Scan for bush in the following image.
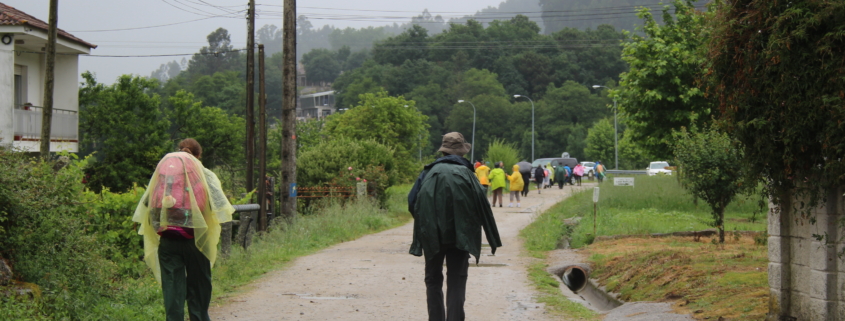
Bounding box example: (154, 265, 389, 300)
(484, 138, 521, 172)
(297, 137, 398, 205)
(0, 151, 121, 318)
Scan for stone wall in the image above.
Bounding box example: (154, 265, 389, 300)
(768, 187, 845, 320)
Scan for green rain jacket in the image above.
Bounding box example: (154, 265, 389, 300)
(407, 155, 502, 263)
(554, 165, 567, 182)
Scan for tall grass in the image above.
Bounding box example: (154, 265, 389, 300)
(522, 175, 765, 255)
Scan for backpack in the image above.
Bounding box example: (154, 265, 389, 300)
(151, 153, 207, 231)
(534, 167, 545, 182)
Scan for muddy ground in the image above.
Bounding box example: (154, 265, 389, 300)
(210, 183, 588, 320)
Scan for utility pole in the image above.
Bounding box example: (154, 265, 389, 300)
(245, 0, 256, 194)
(40, 0, 58, 159)
(281, 0, 297, 221)
(258, 44, 268, 231)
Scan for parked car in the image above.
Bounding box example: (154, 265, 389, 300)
(580, 161, 596, 179)
(530, 158, 557, 180)
(647, 161, 673, 176)
(550, 158, 579, 169)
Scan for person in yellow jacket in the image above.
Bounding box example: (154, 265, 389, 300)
(488, 162, 506, 207)
(507, 164, 524, 207)
(475, 160, 491, 194)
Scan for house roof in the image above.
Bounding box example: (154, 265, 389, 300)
(0, 2, 97, 49)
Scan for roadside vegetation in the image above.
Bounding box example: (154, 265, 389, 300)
(0, 148, 411, 320)
(520, 175, 767, 318)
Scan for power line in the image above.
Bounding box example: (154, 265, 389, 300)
(13, 49, 247, 58)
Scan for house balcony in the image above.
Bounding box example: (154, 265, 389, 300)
(12, 105, 79, 153)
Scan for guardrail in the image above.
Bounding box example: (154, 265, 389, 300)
(220, 204, 272, 256)
(606, 170, 648, 175)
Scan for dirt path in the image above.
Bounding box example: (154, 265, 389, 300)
(210, 183, 593, 320)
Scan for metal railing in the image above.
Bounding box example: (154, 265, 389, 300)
(13, 105, 78, 141)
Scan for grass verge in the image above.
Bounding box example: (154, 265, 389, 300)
(586, 236, 768, 320)
(520, 175, 767, 319)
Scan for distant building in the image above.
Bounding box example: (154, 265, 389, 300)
(0, 2, 97, 153)
(297, 90, 336, 120)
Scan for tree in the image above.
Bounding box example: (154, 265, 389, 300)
(585, 118, 614, 164)
(79, 72, 170, 192)
(166, 90, 245, 169)
(706, 0, 845, 211)
(301, 48, 342, 84)
(672, 126, 745, 243)
(615, 0, 713, 160)
(372, 24, 429, 66)
(536, 81, 611, 159)
(324, 91, 429, 181)
(186, 28, 241, 77)
(189, 71, 246, 115)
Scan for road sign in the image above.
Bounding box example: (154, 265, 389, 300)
(614, 177, 635, 187)
(290, 183, 297, 197)
(593, 187, 600, 203)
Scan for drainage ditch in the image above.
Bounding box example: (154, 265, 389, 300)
(548, 263, 623, 312)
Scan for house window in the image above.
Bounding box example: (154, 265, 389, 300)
(14, 65, 26, 108)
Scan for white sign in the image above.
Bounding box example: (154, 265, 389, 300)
(592, 187, 600, 203)
(614, 177, 635, 187)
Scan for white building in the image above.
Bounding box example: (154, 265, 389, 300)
(297, 90, 336, 120)
(0, 3, 96, 153)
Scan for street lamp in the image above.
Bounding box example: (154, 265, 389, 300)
(513, 95, 535, 162)
(457, 100, 476, 162)
(592, 85, 618, 170)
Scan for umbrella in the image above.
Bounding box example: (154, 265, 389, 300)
(517, 161, 532, 173)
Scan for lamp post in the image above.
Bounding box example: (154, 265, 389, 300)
(513, 95, 535, 162)
(592, 85, 618, 170)
(457, 100, 477, 162)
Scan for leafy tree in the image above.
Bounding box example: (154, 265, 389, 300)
(536, 81, 611, 159)
(79, 72, 170, 192)
(186, 28, 241, 77)
(167, 90, 245, 168)
(673, 126, 746, 243)
(615, 0, 713, 160)
(372, 25, 429, 66)
(618, 127, 651, 170)
(445, 94, 519, 160)
(189, 71, 246, 115)
(585, 118, 615, 164)
(706, 0, 845, 212)
(324, 91, 429, 181)
(302, 48, 342, 84)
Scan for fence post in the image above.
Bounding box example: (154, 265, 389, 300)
(220, 221, 233, 258)
(356, 182, 366, 198)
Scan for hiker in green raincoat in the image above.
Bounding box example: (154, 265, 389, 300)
(407, 132, 503, 321)
(554, 165, 568, 189)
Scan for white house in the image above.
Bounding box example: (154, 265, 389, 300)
(297, 90, 336, 120)
(0, 3, 96, 153)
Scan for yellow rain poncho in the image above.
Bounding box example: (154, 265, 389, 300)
(133, 152, 235, 283)
(507, 164, 524, 191)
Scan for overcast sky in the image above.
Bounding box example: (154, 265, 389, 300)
(8, 0, 520, 83)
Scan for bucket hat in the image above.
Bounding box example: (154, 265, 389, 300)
(438, 132, 471, 157)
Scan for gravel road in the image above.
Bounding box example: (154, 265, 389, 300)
(209, 184, 589, 320)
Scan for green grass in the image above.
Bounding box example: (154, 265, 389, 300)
(519, 175, 767, 319)
(527, 262, 600, 320)
(0, 185, 413, 320)
(523, 175, 766, 253)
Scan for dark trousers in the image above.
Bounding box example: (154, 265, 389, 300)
(425, 247, 470, 321)
(159, 237, 212, 321)
(520, 173, 530, 196)
(558, 179, 565, 189)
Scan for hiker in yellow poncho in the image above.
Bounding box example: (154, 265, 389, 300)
(507, 164, 524, 207)
(133, 138, 234, 321)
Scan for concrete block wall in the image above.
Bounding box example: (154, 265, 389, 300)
(768, 187, 845, 320)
